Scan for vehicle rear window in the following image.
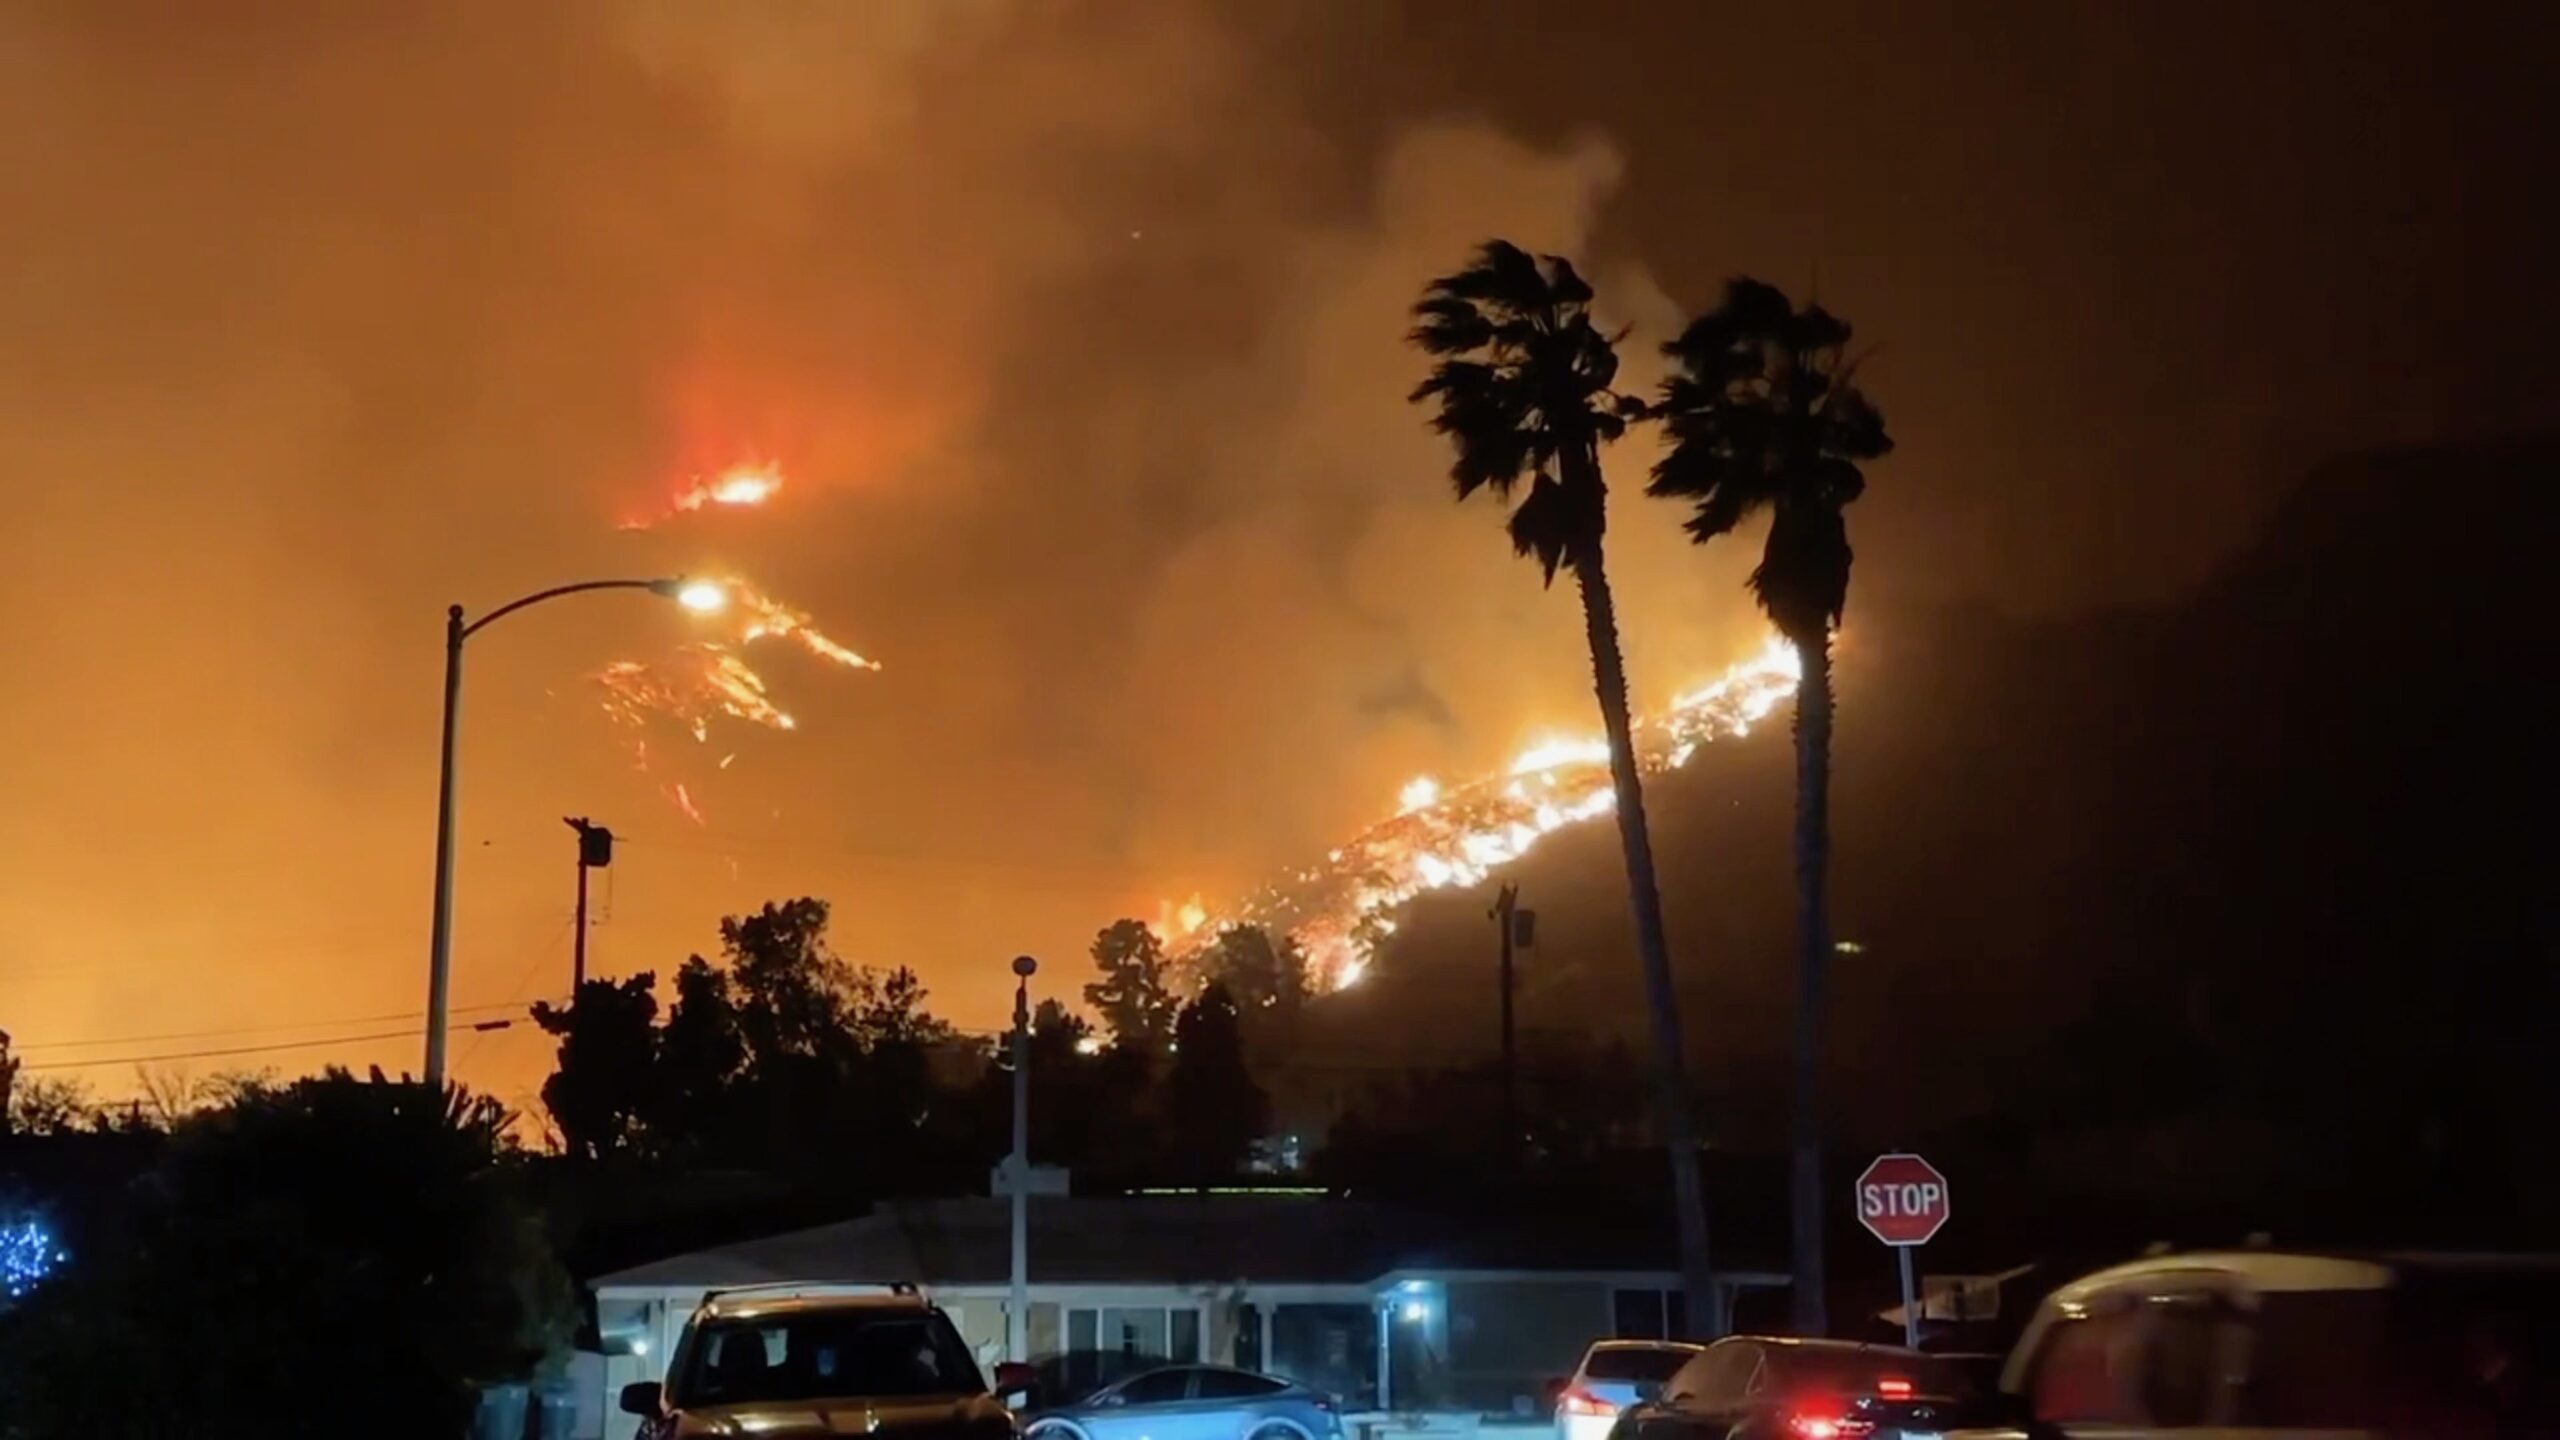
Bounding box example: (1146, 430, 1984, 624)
(1769, 1349, 1973, 1398)
(1586, 1347, 1698, 1383)
(675, 1310, 983, 1407)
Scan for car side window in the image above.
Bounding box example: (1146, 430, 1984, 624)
(1118, 1369, 1195, 1405)
(2027, 1287, 2241, 1429)
(1196, 1370, 1284, 1400)
(2028, 1305, 2151, 1423)
(2139, 1297, 2236, 1427)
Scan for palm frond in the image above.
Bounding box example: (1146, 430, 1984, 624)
(1408, 296, 1494, 355)
(1505, 472, 1578, 584)
(1653, 274, 1890, 627)
(1543, 254, 1594, 308)
(1408, 238, 1626, 575)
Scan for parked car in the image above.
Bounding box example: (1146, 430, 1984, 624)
(1557, 1341, 1707, 1440)
(1608, 1337, 1985, 1440)
(1023, 1364, 1344, 1440)
(1956, 1249, 2560, 1440)
(621, 1283, 1030, 1440)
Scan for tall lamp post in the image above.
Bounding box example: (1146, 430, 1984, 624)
(1007, 954, 1037, 1364)
(423, 576, 726, 1089)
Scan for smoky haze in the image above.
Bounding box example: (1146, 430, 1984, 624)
(0, 1, 2550, 1105)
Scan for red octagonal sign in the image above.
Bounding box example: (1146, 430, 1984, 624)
(1855, 1152, 1951, 1246)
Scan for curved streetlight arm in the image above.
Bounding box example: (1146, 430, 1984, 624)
(460, 578, 678, 641)
(424, 573, 693, 1091)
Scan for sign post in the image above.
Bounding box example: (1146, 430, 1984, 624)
(1854, 1152, 1951, 1349)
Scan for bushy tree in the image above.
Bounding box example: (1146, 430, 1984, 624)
(1161, 984, 1267, 1177)
(0, 1071, 570, 1440)
(1201, 925, 1310, 1017)
(531, 973, 660, 1162)
(1083, 919, 1177, 1047)
(654, 954, 748, 1160)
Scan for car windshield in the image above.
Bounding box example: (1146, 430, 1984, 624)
(675, 1310, 985, 1407)
(1771, 1349, 1974, 1398)
(1587, 1348, 1698, 1383)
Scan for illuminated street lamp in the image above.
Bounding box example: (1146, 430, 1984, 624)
(421, 577, 725, 1089)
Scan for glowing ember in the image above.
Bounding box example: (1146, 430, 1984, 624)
(620, 461, 786, 529)
(667, 781, 706, 826)
(1166, 635, 1802, 993)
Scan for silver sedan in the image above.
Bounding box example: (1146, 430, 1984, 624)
(1024, 1365, 1345, 1440)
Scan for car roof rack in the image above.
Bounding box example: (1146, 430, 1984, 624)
(701, 1281, 925, 1308)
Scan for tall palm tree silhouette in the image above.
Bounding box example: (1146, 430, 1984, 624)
(1652, 277, 1891, 1335)
(1410, 239, 1715, 1323)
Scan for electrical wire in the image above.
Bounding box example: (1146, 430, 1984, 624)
(13, 1000, 527, 1053)
(19, 1019, 505, 1074)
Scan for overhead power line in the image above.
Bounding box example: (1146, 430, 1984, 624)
(20, 1015, 528, 1074)
(14, 1000, 529, 1053)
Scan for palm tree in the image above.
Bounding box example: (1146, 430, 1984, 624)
(1409, 239, 1716, 1328)
(1650, 277, 1891, 1335)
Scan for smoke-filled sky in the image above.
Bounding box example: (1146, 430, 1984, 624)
(2, 1, 2551, 1109)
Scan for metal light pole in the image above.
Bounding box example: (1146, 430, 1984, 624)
(1007, 954, 1037, 1364)
(422, 577, 725, 1090)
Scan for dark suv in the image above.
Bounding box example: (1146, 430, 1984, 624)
(622, 1284, 1025, 1440)
(1962, 1249, 2559, 1440)
(1610, 1337, 1991, 1440)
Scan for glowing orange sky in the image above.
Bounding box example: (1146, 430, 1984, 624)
(1, 2, 2549, 1114)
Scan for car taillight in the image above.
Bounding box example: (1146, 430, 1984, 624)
(1877, 1379, 1913, 1401)
(1559, 1389, 1619, 1418)
(1788, 1415, 1876, 1440)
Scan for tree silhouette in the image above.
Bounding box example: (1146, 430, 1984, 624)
(724, 898, 856, 1064)
(1, 1072, 571, 1438)
(851, 965, 954, 1049)
(1083, 918, 1177, 1048)
(530, 973, 660, 1162)
(3, 1075, 94, 1137)
(1409, 237, 1715, 1319)
(653, 955, 747, 1162)
(0, 1030, 15, 1136)
(1651, 276, 1891, 1333)
(1200, 924, 1310, 1015)
(1162, 983, 1267, 1178)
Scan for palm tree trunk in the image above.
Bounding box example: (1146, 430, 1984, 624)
(1569, 535, 1716, 1336)
(1788, 625, 1835, 1335)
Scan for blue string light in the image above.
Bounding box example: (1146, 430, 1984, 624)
(1, 1217, 64, 1300)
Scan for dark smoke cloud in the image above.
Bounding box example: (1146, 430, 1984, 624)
(0, 0, 2549, 1102)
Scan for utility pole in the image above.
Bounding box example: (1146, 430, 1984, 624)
(563, 817, 614, 991)
(1490, 885, 1523, 1146)
(1007, 954, 1037, 1365)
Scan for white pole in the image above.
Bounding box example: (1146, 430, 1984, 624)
(1896, 1245, 1919, 1348)
(1008, 955, 1037, 1364)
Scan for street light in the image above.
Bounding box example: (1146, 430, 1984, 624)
(422, 576, 725, 1089)
(1008, 954, 1037, 1365)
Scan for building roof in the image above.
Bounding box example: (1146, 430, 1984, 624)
(594, 1195, 1686, 1293)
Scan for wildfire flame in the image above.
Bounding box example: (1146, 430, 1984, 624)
(1167, 634, 1802, 992)
(596, 580, 877, 740)
(620, 461, 787, 530)
(592, 457, 879, 823)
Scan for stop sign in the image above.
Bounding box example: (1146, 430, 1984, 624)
(1855, 1152, 1951, 1246)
